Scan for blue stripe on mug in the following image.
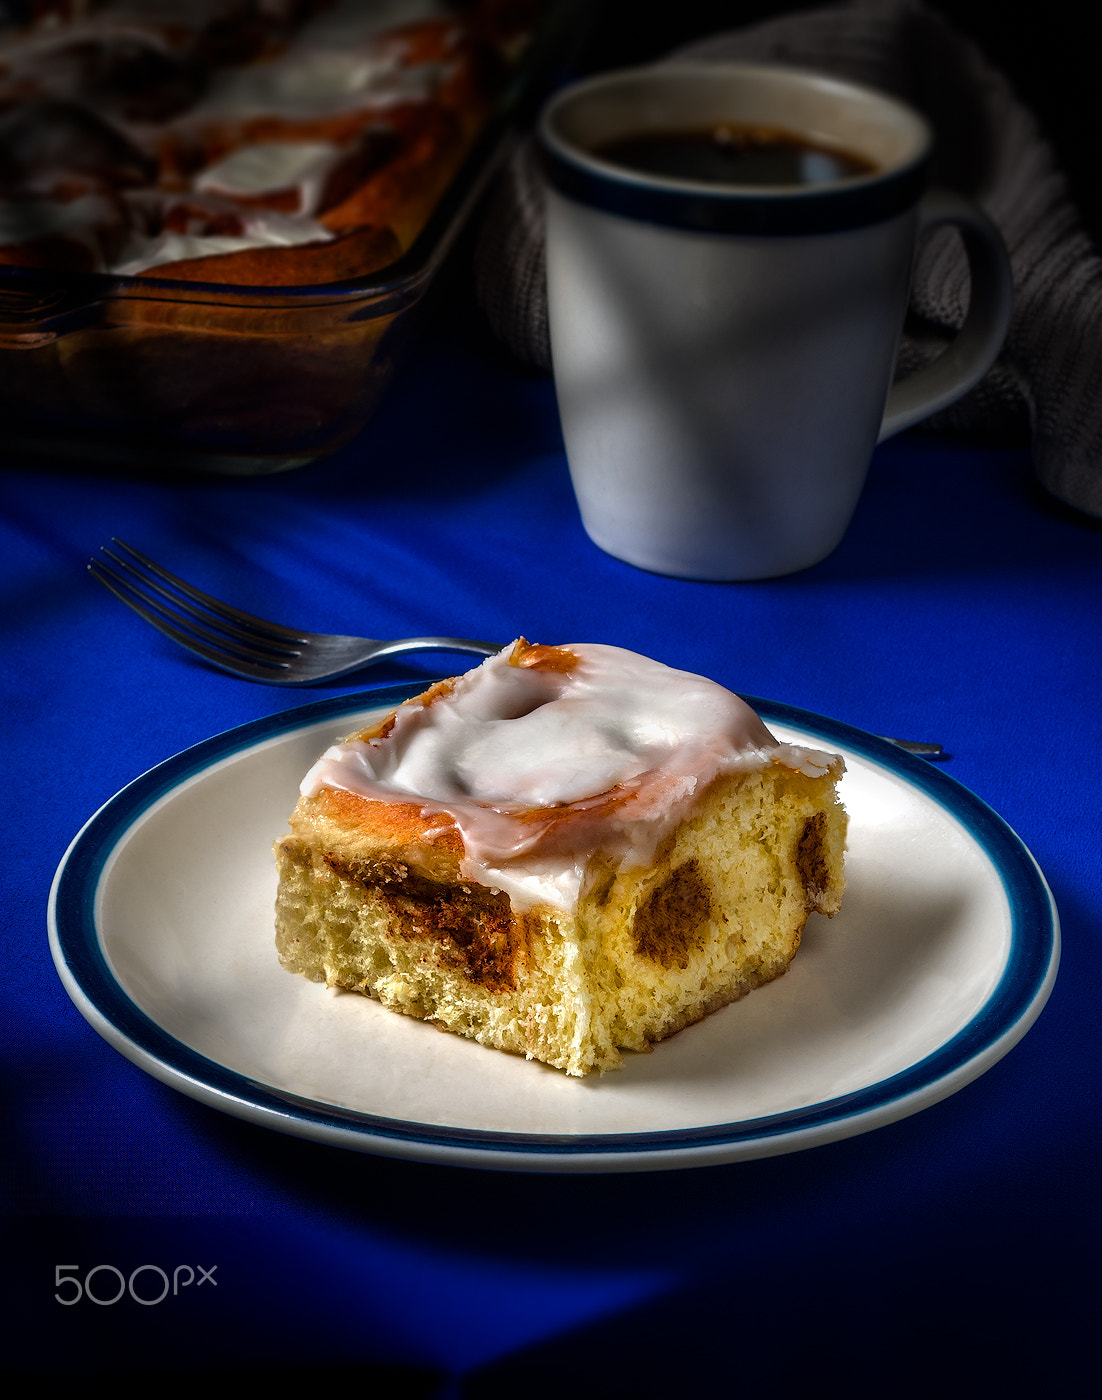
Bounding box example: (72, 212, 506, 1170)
(537, 139, 931, 236)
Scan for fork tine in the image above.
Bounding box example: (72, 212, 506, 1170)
(89, 557, 296, 669)
(92, 548, 299, 661)
(93, 551, 293, 660)
(105, 539, 310, 647)
(89, 558, 301, 681)
(91, 539, 502, 686)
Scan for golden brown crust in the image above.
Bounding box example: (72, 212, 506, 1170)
(306, 787, 465, 865)
(317, 104, 465, 243)
(133, 223, 401, 285)
(509, 638, 579, 673)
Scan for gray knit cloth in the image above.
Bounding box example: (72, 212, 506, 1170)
(474, 0, 1102, 519)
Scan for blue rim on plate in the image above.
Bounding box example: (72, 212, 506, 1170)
(48, 686, 1059, 1173)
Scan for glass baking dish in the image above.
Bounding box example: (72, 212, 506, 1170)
(0, 1, 582, 474)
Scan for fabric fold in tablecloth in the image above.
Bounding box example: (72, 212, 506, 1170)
(474, 0, 1102, 519)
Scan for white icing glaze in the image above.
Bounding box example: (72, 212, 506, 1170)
(301, 642, 840, 911)
(194, 141, 342, 215)
(193, 0, 453, 125)
(109, 207, 332, 275)
(197, 49, 435, 122)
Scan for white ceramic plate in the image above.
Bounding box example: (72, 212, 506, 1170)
(49, 687, 1059, 1173)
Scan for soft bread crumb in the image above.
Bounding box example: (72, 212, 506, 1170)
(274, 761, 846, 1077)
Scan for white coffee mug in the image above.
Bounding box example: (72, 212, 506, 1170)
(538, 64, 1013, 580)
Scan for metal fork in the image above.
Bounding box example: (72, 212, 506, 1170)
(89, 540, 501, 685)
(88, 540, 945, 755)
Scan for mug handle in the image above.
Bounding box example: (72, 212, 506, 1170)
(878, 188, 1013, 442)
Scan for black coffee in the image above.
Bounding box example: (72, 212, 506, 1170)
(591, 123, 878, 187)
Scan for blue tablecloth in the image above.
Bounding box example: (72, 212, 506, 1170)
(3, 266, 1098, 1392)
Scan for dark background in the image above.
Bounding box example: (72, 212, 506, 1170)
(577, 1, 1101, 243)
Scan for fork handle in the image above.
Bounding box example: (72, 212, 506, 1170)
(376, 637, 502, 658)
